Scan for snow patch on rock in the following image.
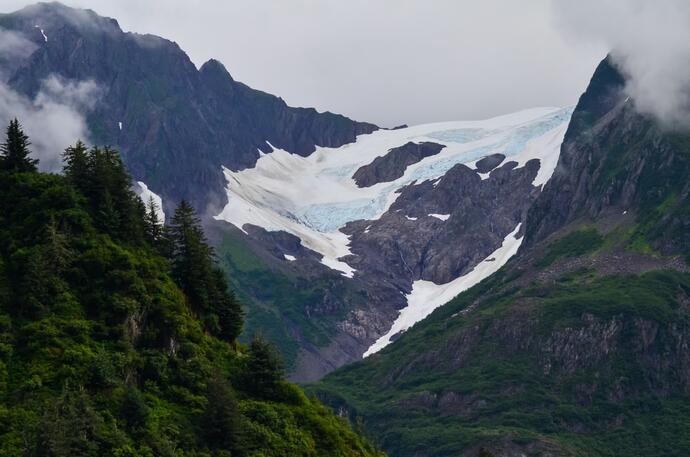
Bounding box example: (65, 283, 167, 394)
(284, 254, 296, 262)
(364, 223, 524, 356)
(34, 25, 47, 42)
(429, 213, 450, 221)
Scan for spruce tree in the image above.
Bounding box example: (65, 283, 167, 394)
(246, 333, 284, 399)
(201, 375, 244, 452)
(63, 143, 146, 244)
(45, 216, 73, 275)
(1, 119, 38, 172)
(168, 200, 212, 310)
(144, 196, 163, 244)
(62, 141, 90, 191)
(209, 268, 244, 342)
(167, 200, 243, 342)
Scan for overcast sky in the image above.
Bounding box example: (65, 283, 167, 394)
(2, 0, 606, 127)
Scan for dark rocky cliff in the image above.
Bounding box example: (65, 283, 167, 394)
(525, 57, 690, 261)
(0, 2, 377, 214)
(352, 141, 445, 187)
(215, 153, 547, 382)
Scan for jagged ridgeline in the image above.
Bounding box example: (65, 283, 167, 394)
(0, 120, 382, 456)
(311, 58, 690, 457)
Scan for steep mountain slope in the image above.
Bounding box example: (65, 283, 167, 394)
(212, 108, 572, 380)
(0, 2, 576, 381)
(312, 58, 690, 457)
(0, 2, 376, 213)
(0, 127, 382, 456)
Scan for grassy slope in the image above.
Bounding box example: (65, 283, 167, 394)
(217, 230, 367, 371)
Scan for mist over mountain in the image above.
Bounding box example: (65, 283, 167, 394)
(554, 0, 690, 130)
(2, 2, 690, 456)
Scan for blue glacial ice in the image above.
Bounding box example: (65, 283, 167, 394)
(271, 107, 574, 234)
(426, 127, 489, 144)
(293, 191, 394, 233)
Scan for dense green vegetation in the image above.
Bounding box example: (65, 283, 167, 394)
(0, 120, 382, 456)
(313, 264, 690, 457)
(217, 232, 367, 371)
(537, 228, 603, 267)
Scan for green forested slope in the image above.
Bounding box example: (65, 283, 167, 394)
(311, 59, 690, 457)
(0, 120, 382, 457)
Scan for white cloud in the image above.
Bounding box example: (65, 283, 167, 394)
(553, 0, 690, 129)
(0, 27, 38, 80)
(0, 76, 101, 171)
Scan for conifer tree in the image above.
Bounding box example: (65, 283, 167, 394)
(168, 200, 212, 308)
(97, 189, 121, 235)
(167, 200, 243, 341)
(246, 333, 284, 399)
(45, 216, 73, 275)
(1, 119, 38, 172)
(144, 196, 163, 244)
(62, 143, 146, 244)
(202, 375, 244, 452)
(62, 141, 90, 191)
(209, 268, 244, 342)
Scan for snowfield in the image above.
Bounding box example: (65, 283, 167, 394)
(214, 107, 572, 353)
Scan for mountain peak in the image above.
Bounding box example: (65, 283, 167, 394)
(8, 2, 122, 36)
(199, 58, 235, 82)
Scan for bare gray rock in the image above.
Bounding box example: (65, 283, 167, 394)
(352, 141, 444, 187)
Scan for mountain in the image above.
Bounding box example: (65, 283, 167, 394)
(0, 2, 577, 381)
(0, 122, 382, 455)
(212, 107, 572, 380)
(311, 57, 690, 456)
(0, 2, 377, 214)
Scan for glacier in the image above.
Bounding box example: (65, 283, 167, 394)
(214, 107, 572, 352)
(215, 107, 572, 274)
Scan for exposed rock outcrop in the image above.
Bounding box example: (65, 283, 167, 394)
(352, 141, 445, 187)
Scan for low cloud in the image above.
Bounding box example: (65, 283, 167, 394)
(0, 76, 101, 171)
(553, 0, 690, 130)
(0, 27, 38, 80)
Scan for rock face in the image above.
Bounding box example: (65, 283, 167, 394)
(526, 57, 690, 261)
(352, 141, 445, 187)
(0, 3, 377, 214)
(279, 158, 542, 379)
(313, 57, 690, 456)
(344, 159, 540, 287)
(474, 153, 505, 173)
